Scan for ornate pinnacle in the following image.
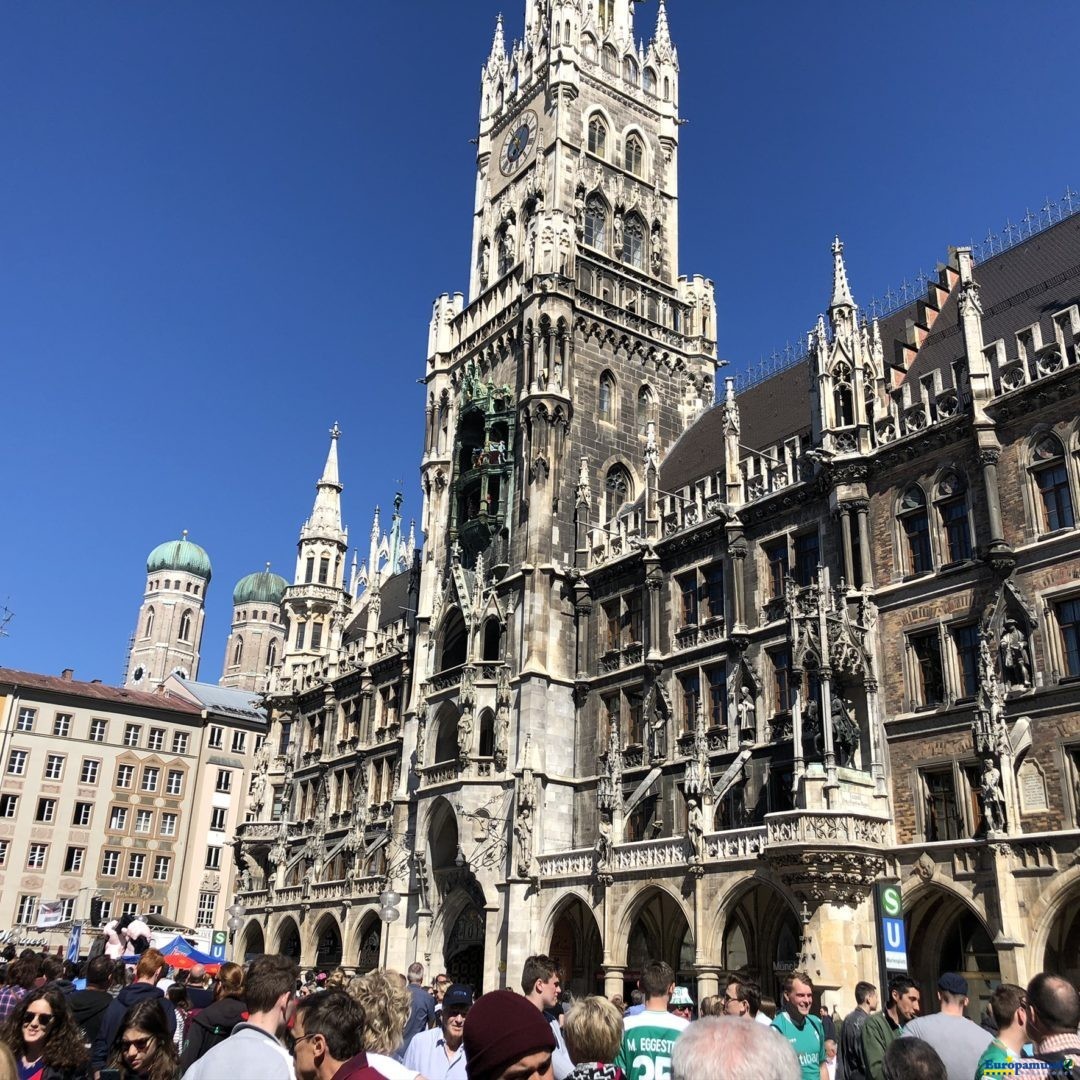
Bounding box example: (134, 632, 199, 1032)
(329, 421, 341, 440)
(830, 235, 855, 311)
(653, 0, 674, 57)
(488, 13, 507, 65)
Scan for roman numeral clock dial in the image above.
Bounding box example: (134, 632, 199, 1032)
(499, 109, 539, 177)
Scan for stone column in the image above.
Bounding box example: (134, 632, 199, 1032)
(603, 965, 626, 999)
(979, 445, 1011, 559)
(839, 506, 856, 587)
(695, 968, 720, 1002)
(646, 560, 663, 663)
(855, 501, 873, 587)
(729, 535, 748, 632)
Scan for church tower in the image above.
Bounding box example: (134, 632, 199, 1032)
(221, 566, 288, 692)
(125, 532, 211, 687)
(411, 0, 717, 988)
(279, 425, 350, 680)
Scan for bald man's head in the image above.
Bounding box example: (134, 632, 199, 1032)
(1026, 973, 1080, 1037)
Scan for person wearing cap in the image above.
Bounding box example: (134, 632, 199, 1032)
(900, 972, 990, 1080)
(404, 982, 473, 1080)
(463, 988, 556, 1080)
(668, 987, 693, 1022)
(615, 960, 688, 1080)
(521, 955, 574, 1080)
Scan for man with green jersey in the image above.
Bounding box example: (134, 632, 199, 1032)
(615, 960, 688, 1080)
(771, 971, 827, 1080)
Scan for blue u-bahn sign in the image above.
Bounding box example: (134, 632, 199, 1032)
(875, 882, 909, 976)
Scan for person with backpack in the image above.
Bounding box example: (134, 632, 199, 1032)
(771, 971, 827, 1080)
(69, 957, 115, 1047)
(178, 962, 246, 1072)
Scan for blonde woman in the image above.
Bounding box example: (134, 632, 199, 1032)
(563, 996, 624, 1080)
(347, 969, 419, 1080)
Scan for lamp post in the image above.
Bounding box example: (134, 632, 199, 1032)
(226, 903, 247, 962)
(377, 889, 400, 966)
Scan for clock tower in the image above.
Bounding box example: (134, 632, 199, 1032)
(411, 0, 717, 989)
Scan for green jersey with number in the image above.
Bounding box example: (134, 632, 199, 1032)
(616, 1010, 689, 1080)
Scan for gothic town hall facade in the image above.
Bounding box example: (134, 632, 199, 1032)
(234, 0, 1080, 1012)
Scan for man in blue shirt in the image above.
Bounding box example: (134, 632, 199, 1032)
(403, 962, 437, 1051)
(404, 983, 473, 1080)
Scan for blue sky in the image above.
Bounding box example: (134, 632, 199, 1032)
(2, 1, 1077, 682)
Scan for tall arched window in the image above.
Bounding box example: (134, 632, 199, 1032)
(624, 134, 644, 177)
(899, 486, 932, 574)
(440, 610, 469, 670)
(598, 0, 615, 33)
(582, 35, 597, 62)
(623, 57, 638, 85)
(935, 472, 973, 563)
(588, 115, 608, 157)
(232, 637, 243, 665)
(598, 371, 616, 423)
(434, 705, 460, 763)
(643, 68, 657, 96)
(478, 711, 495, 757)
(833, 364, 854, 425)
(623, 214, 645, 270)
(482, 618, 502, 661)
(267, 639, 278, 669)
(584, 194, 607, 250)
(1030, 433, 1075, 531)
(604, 465, 633, 525)
(602, 45, 618, 75)
(144, 607, 155, 638)
(636, 385, 654, 431)
(178, 609, 193, 642)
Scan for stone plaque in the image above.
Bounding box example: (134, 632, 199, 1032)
(1018, 758, 1048, 813)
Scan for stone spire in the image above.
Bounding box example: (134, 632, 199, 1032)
(389, 492, 404, 572)
(653, 0, 674, 57)
(487, 13, 507, 69)
(829, 236, 855, 312)
(307, 423, 344, 535)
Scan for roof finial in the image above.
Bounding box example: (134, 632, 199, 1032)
(265, 561, 271, 573)
(489, 13, 506, 64)
(653, 0, 674, 57)
(830, 235, 855, 310)
(329, 421, 341, 440)
(181, 529, 189, 541)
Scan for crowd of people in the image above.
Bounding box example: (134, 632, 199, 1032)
(0, 945, 1074, 1080)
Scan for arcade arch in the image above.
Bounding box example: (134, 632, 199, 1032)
(719, 882, 801, 1004)
(548, 895, 603, 997)
(622, 887, 695, 999)
(276, 915, 301, 961)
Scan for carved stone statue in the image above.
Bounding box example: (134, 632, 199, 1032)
(999, 619, 1032, 690)
(981, 759, 1006, 834)
(515, 804, 534, 878)
(686, 796, 705, 864)
(736, 686, 756, 741)
(830, 694, 860, 767)
(802, 699, 822, 761)
(458, 709, 474, 761)
(249, 768, 268, 819)
(594, 814, 613, 872)
(415, 714, 428, 773)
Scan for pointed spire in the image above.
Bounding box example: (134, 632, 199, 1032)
(319, 422, 342, 488)
(389, 492, 403, 572)
(488, 13, 507, 67)
(655, 0, 673, 51)
(370, 505, 381, 540)
(305, 424, 345, 536)
(830, 236, 855, 311)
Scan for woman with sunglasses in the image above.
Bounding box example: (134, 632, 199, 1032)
(0, 985, 90, 1079)
(106, 1000, 179, 1080)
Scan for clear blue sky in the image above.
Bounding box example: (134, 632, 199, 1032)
(2, 1, 1077, 682)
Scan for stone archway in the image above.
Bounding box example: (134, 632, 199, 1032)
(239, 920, 265, 963)
(355, 912, 382, 974)
(445, 903, 486, 994)
(548, 895, 603, 997)
(624, 887, 695, 1000)
(313, 913, 343, 971)
(905, 886, 999, 1019)
(719, 881, 801, 1005)
(1045, 893, 1080, 986)
(276, 915, 302, 962)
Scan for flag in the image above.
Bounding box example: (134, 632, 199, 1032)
(36, 900, 64, 928)
(65, 923, 82, 964)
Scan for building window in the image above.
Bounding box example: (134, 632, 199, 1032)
(644, 67, 657, 95)
(604, 465, 633, 526)
(179, 609, 193, 642)
(153, 856, 171, 882)
(703, 564, 724, 622)
(43, 754, 64, 780)
(310, 621, 324, 649)
(135, 810, 153, 834)
(53, 714, 71, 737)
(678, 572, 698, 627)
(923, 768, 963, 841)
(707, 668, 727, 729)
(215, 769, 232, 794)
(196, 892, 217, 926)
(622, 214, 645, 270)
(89, 718, 107, 742)
(120, 902, 138, 918)
(116, 764, 134, 789)
(16, 708, 36, 732)
(952, 624, 980, 699)
(60, 899, 75, 923)
(624, 133, 644, 176)
(305, 556, 314, 583)
(101, 850, 120, 876)
(160, 813, 178, 838)
(147, 728, 165, 751)
(318, 556, 330, 584)
(166, 769, 183, 796)
(26, 844, 47, 870)
(588, 115, 608, 156)
(80, 757, 100, 784)
(208, 726, 224, 749)
(72, 802, 91, 827)
(109, 807, 128, 831)
(765, 540, 788, 600)
(205, 846, 222, 870)
(267, 639, 278, 668)
(936, 473, 973, 563)
(63, 847, 83, 873)
(6, 750, 27, 776)
(911, 630, 945, 707)
(16, 896, 38, 926)
(144, 606, 155, 637)
(0, 841, 8, 866)
(295, 621, 307, 650)
(141, 766, 160, 793)
(127, 853, 145, 878)
(172, 731, 189, 755)
(679, 673, 700, 734)
(210, 807, 227, 831)
(899, 486, 933, 574)
(35, 798, 56, 823)
(598, 370, 616, 422)
(636, 385, 654, 431)
(793, 531, 820, 587)
(0, 795, 17, 818)
(123, 724, 141, 748)
(1055, 598, 1080, 677)
(770, 649, 793, 712)
(1031, 434, 1075, 532)
(584, 194, 607, 250)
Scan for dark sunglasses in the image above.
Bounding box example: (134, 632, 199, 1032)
(287, 1033, 316, 1053)
(122, 1036, 154, 1052)
(22, 1012, 54, 1028)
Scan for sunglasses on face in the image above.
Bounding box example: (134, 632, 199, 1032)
(287, 1033, 316, 1053)
(122, 1036, 154, 1053)
(23, 1012, 54, 1028)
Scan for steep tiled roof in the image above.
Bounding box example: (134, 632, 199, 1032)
(0, 667, 201, 715)
(737, 360, 811, 451)
(377, 569, 414, 630)
(659, 404, 723, 493)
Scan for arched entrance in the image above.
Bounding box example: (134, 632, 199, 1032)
(1045, 888, 1080, 987)
(240, 921, 265, 963)
(446, 904, 486, 993)
(276, 916, 301, 962)
(314, 914, 343, 970)
(721, 882, 801, 1004)
(625, 888, 695, 1000)
(549, 897, 603, 997)
(356, 914, 382, 974)
(906, 887, 999, 1018)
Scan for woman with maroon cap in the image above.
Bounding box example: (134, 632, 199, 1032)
(463, 991, 557, 1080)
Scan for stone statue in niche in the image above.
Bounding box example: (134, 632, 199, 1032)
(736, 686, 756, 742)
(686, 796, 705, 864)
(514, 804, 534, 878)
(802, 699, 822, 761)
(830, 694, 860, 767)
(594, 813, 613, 873)
(999, 619, 1032, 690)
(458, 710, 473, 762)
(980, 758, 1007, 834)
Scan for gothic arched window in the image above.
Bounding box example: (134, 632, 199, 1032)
(833, 363, 854, 426)
(582, 35, 597, 62)
(623, 57, 638, 85)
(233, 637, 243, 665)
(178, 609, 193, 643)
(440, 609, 469, 671)
(637, 385, 655, 431)
(478, 710, 495, 757)
(434, 705, 460, 764)
(1030, 433, 1075, 532)
(899, 486, 933, 575)
(598, 371, 616, 423)
(144, 607, 155, 639)
(266, 638, 278, 669)
(602, 45, 618, 75)
(623, 214, 645, 270)
(604, 465, 633, 525)
(584, 194, 607, 250)
(588, 115, 608, 157)
(935, 472, 973, 564)
(624, 133, 644, 177)
(643, 68, 657, 96)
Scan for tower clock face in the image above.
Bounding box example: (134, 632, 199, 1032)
(499, 110, 539, 177)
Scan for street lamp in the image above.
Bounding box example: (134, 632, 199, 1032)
(226, 903, 247, 961)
